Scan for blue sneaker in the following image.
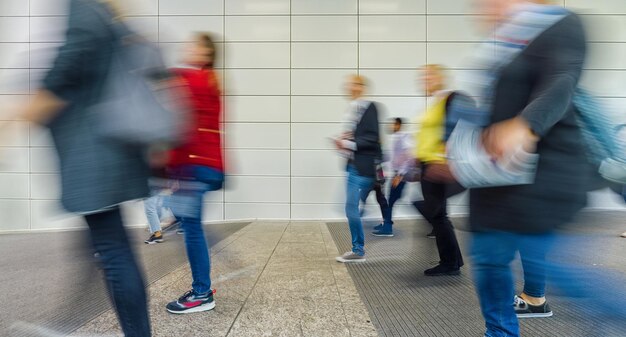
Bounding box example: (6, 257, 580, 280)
(166, 289, 215, 314)
(373, 223, 384, 231)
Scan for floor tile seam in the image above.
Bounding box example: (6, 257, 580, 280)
(224, 221, 289, 336)
(209, 222, 256, 256)
(69, 226, 250, 335)
(320, 222, 359, 337)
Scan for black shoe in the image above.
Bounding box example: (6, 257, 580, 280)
(424, 264, 460, 276)
(144, 233, 164, 244)
(513, 295, 553, 318)
(426, 230, 436, 239)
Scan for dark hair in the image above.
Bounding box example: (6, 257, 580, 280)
(197, 33, 216, 69)
(394, 118, 404, 125)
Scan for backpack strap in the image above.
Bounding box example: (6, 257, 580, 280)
(444, 91, 457, 113)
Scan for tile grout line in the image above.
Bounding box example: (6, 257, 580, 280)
(223, 221, 289, 336)
(319, 222, 354, 337)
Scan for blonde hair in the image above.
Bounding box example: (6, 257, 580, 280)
(423, 64, 445, 74)
(349, 74, 368, 87)
(422, 64, 446, 91)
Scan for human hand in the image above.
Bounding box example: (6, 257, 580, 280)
(482, 117, 538, 160)
(334, 138, 345, 150)
(392, 175, 403, 188)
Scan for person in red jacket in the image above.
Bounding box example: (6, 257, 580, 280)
(165, 33, 225, 314)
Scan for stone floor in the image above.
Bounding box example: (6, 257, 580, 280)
(70, 221, 377, 337)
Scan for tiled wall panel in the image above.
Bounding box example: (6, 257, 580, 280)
(0, 0, 623, 230)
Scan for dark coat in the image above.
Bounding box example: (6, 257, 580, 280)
(469, 13, 590, 234)
(349, 102, 382, 177)
(43, 0, 149, 213)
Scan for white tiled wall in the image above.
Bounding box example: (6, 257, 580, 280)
(0, 0, 624, 231)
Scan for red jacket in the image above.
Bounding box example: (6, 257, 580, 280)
(168, 68, 224, 172)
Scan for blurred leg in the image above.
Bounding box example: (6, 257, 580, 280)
(181, 194, 211, 294)
(373, 183, 391, 226)
(345, 166, 374, 255)
(471, 232, 519, 337)
(144, 194, 162, 234)
(85, 207, 151, 337)
(422, 179, 463, 268)
(519, 234, 554, 299)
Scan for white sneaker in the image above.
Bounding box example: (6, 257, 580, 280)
(620, 231, 626, 238)
(335, 251, 366, 263)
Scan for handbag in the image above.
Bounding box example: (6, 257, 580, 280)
(403, 160, 421, 182)
(89, 3, 188, 147)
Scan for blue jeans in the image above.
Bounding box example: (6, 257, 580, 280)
(472, 231, 626, 337)
(169, 165, 224, 294)
(86, 207, 150, 337)
(520, 243, 549, 298)
(346, 165, 375, 256)
(144, 192, 165, 234)
(384, 180, 406, 229)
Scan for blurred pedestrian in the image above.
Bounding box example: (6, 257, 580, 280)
(413, 65, 472, 276)
(334, 75, 382, 263)
(464, 1, 609, 336)
(165, 33, 225, 314)
(371, 118, 414, 237)
(17, 0, 152, 335)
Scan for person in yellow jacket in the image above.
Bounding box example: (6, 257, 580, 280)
(414, 64, 473, 276)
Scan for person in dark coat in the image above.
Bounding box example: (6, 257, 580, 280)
(467, 1, 626, 336)
(18, 1, 151, 335)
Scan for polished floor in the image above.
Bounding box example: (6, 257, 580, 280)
(2, 212, 625, 337)
(329, 213, 626, 337)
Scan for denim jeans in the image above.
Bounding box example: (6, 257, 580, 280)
(169, 165, 224, 294)
(144, 193, 164, 234)
(383, 180, 406, 229)
(346, 165, 375, 256)
(85, 207, 151, 337)
(519, 242, 550, 298)
(472, 231, 626, 337)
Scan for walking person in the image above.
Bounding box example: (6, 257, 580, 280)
(165, 33, 225, 314)
(143, 185, 179, 244)
(460, 1, 626, 335)
(334, 75, 382, 263)
(414, 65, 472, 276)
(16, 0, 153, 335)
(372, 118, 415, 237)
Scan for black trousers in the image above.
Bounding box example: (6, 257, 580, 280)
(415, 175, 465, 269)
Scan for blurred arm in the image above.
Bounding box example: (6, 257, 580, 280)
(28, 0, 107, 124)
(519, 14, 586, 136)
(21, 90, 67, 124)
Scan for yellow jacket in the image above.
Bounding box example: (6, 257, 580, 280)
(415, 95, 449, 164)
